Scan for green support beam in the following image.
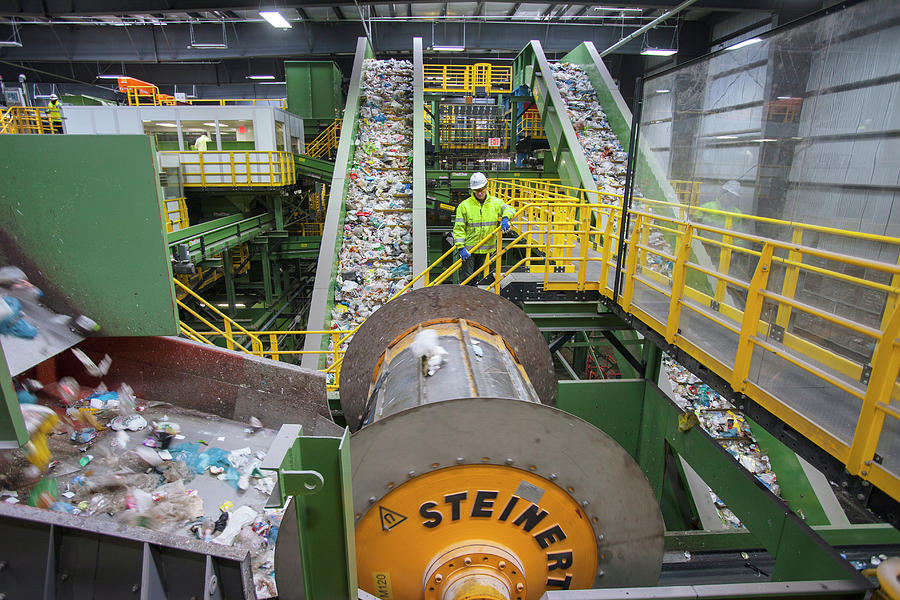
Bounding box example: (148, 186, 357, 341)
(0, 350, 28, 450)
(222, 247, 237, 317)
(556, 378, 870, 584)
(261, 424, 356, 599)
(271, 237, 321, 260)
(168, 213, 276, 264)
(295, 154, 336, 180)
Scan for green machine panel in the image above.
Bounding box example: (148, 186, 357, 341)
(0, 135, 178, 337)
(285, 61, 343, 124)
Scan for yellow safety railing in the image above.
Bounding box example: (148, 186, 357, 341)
(423, 63, 513, 94)
(475, 178, 900, 501)
(0, 106, 56, 134)
(174, 279, 265, 354)
(163, 150, 296, 187)
(164, 197, 189, 233)
(438, 104, 510, 149)
(304, 119, 342, 159)
(178, 174, 900, 499)
(516, 111, 546, 139)
(126, 84, 177, 106)
(174, 245, 250, 300)
(671, 180, 702, 207)
(184, 98, 287, 108)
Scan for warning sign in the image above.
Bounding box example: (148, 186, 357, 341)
(379, 505, 407, 531)
(488, 137, 501, 147)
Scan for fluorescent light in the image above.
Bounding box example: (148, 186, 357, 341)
(751, 138, 777, 142)
(655, 89, 671, 94)
(157, 122, 177, 127)
(246, 75, 276, 80)
(728, 37, 762, 50)
(260, 10, 292, 28)
(259, 81, 286, 85)
(204, 122, 217, 127)
(716, 135, 738, 140)
(777, 96, 798, 100)
(189, 42, 227, 48)
(641, 48, 677, 57)
(216, 303, 246, 308)
(433, 45, 465, 52)
(97, 74, 124, 79)
(0, 41, 23, 47)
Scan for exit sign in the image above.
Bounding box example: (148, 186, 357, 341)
(488, 137, 501, 147)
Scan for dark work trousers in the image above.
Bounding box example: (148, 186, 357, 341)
(459, 252, 491, 286)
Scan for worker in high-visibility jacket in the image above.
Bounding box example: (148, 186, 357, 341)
(47, 94, 62, 134)
(453, 172, 513, 285)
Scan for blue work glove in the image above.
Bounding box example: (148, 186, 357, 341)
(500, 217, 511, 233)
(459, 248, 471, 260)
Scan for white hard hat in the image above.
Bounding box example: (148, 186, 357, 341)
(722, 180, 741, 197)
(469, 172, 488, 190)
(49, 93, 58, 100)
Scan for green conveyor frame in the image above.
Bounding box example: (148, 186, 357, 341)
(301, 38, 427, 369)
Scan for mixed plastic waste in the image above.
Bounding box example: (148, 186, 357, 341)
(661, 353, 784, 529)
(549, 64, 674, 276)
(550, 63, 629, 199)
(0, 347, 282, 595)
(0, 265, 101, 340)
(329, 59, 415, 365)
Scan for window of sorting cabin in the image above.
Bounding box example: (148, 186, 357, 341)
(142, 120, 180, 150)
(181, 120, 217, 151)
(218, 120, 255, 150)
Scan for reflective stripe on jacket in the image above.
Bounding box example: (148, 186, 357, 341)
(452, 193, 514, 254)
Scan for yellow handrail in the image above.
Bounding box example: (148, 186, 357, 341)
(423, 63, 512, 94)
(516, 111, 546, 139)
(162, 151, 296, 187)
(164, 197, 189, 232)
(305, 119, 342, 159)
(178, 175, 900, 505)
(184, 98, 287, 108)
(0, 106, 55, 134)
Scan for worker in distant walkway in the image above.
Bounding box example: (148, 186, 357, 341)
(193, 131, 212, 152)
(453, 172, 513, 285)
(47, 94, 63, 134)
(697, 180, 752, 307)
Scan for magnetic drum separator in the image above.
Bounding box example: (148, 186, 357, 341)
(278, 285, 664, 599)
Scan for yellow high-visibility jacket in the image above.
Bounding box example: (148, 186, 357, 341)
(48, 100, 61, 123)
(453, 194, 513, 254)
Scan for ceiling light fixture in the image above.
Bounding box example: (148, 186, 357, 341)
(259, 81, 286, 85)
(656, 89, 671, 94)
(260, 10, 292, 29)
(432, 45, 465, 52)
(96, 74, 125, 79)
(641, 48, 677, 56)
(728, 37, 762, 50)
(189, 42, 227, 48)
(246, 75, 276, 80)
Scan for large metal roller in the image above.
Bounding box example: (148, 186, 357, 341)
(277, 286, 663, 599)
